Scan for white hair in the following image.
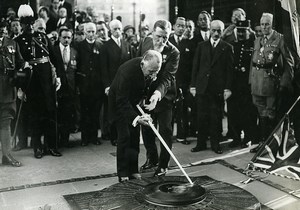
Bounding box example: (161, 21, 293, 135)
(261, 13, 273, 24)
(109, 19, 122, 30)
(84, 22, 96, 32)
(211, 20, 225, 31)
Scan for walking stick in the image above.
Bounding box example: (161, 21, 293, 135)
(12, 68, 33, 148)
(136, 105, 194, 185)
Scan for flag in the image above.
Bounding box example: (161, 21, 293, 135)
(250, 115, 300, 180)
(278, 0, 300, 57)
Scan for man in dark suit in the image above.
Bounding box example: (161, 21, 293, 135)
(56, 7, 72, 30)
(194, 11, 211, 44)
(108, 50, 162, 182)
(59, 0, 72, 20)
(101, 19, 133, 146)
(190, 20, 234, 154)
(52, 28, 78, 147)
(169, 17, 196, 145)
(137, 20, 180, 176)
(76, 22, 104, 146)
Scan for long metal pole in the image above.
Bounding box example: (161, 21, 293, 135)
(136, 105, 193, 185)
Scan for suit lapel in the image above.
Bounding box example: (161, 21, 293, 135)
(211, 41, 224, 66)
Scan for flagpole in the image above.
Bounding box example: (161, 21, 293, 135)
(251, 95, 300, 161)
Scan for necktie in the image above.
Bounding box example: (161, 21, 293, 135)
(204, 32, 208, 41)
(263, 36, 268, 45)
(117, 39, 121, 47)
(177, 36, 181, 45)
(63, 46, 69, 70)
(212, 41, 216, 48)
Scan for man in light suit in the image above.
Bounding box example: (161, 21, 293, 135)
(137, 20, 180, 176)
(108, 50, 162, 182)
(52, 28, 78, 147)
(76, 22, 104, 146)
(101, 19, 133, 146)
(190, 20, 234, 154)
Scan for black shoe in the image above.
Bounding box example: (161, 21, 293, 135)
(118, 177, 129, 183)
(140, 160, 158, 171)
(213, 148, 223, 154)
(93, 140, 102, 145)
(129, 173, 142, 180)
(111, 139, 117, 146)
(250, 143, 264, 153)
(176, 138, 190, 145)
(153, 168, 167, 177)
(191, 146, 206, 152)
(49, 149, 62, 157)
(34, 148, 43, 159)
(81, 141, 88, 146)
(2, 154, 22, 167)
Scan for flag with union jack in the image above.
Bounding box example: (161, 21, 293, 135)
(250, 115, 300, 180)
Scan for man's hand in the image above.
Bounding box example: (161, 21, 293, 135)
(223, 89, 232, 100)
(17, 88, 26, 102)
(144, 91, 161, 111)
(190, 87, 196, 97)
(105, 87, 110, 95)
(56, 77, 61, 91)
(137, 114, 153, 126)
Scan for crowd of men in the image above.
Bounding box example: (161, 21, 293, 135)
(0, 3, 299, 182)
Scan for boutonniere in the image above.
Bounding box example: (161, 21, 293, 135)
(7, 46, 15, 54)
(162, 54, 167, 63)
(185, 48, 190, 52)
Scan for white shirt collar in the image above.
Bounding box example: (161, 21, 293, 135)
(86, 39, 95, 44)
(111, 35, 121, 46)
(59, 43, 70, 51)
(210, 38, 220, 47)
(59, 17, 66, 24)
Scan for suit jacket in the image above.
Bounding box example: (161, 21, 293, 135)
(191, 40, 234, 95)
(137, 36, 180, 104)
(60, 1, 72, 19)
(108, 57, 145, 124)
(169, 35, 197, 88)
(52, 44, 78, 98)
(76, 39, 104, 96)
(101, 38, 133, 88)
(194, 28, 206, 44)
(56, 18, 72, 30)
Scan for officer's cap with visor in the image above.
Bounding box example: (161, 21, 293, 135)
(18, 4, 35, 25)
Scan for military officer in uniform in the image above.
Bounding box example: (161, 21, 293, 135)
(15, 5, 62, 158)
(249, 13, 294, 153)
(0, 20, 24, 166)
(227, 20, 259, 148)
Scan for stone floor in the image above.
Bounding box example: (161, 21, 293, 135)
(0, 132, 300, 210)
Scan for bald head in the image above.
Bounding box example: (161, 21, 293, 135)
(210, 20, 224, 41)
(34, 18, 46, 33)
(141, 50, 162, 80)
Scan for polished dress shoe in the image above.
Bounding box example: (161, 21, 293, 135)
(129, 173, 142, 180)
(140, 160, 158, 171)
(118, 177, 129, 183)
(212, 146, 223, 154)
(176, 138, 190, 145)
(81, 141, 88, 146)
(34, 148, 43, 159)
(153, 168, 167, 177)
(111, 139, 117, 146)
(2, 154, 21, 167)
(49, 149, 62, 157)
(93, 140, 102, 145)
(191, 146, 206, 152)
